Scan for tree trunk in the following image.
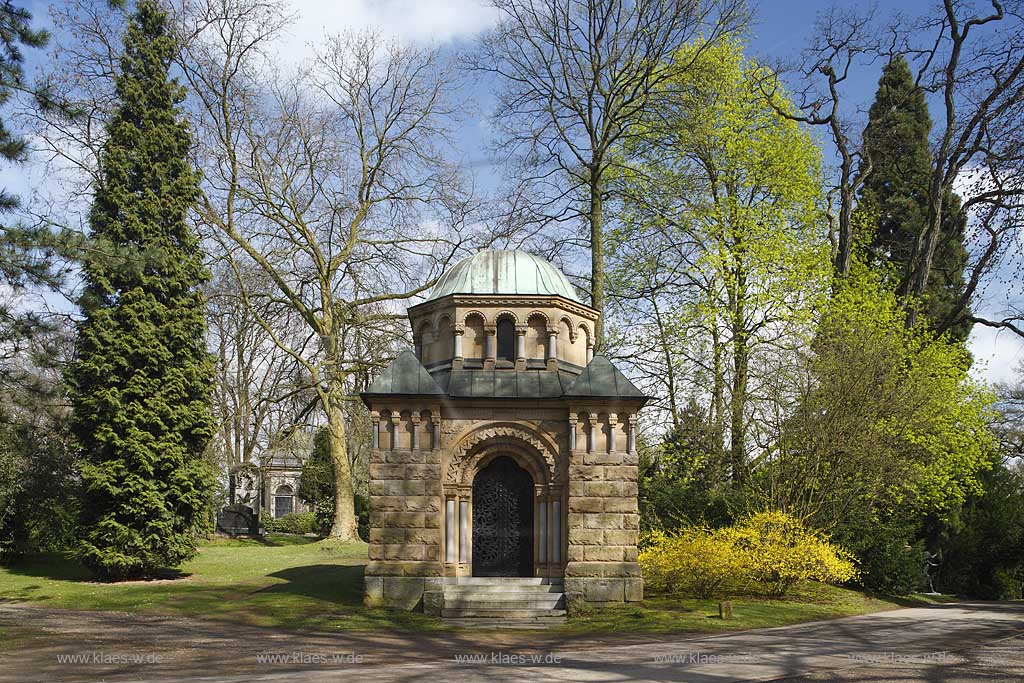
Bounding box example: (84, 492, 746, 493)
(326, 392, 359, 540)
(729, 274, 749, 485)
(906, 176, 947, 328)
(652, 299, 680, 431)
(590, 166, 606, 350)
(711, 322, 726, 456)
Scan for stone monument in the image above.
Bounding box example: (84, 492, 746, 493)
(360, 249, 648, 616)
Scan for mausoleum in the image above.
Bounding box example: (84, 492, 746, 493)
(361, 249, 647, 618)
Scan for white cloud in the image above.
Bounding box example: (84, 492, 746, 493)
(968, 323, 1024, 386)
(279, 0, 499, 63)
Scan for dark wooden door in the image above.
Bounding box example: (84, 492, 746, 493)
(472, 456, 534, 576)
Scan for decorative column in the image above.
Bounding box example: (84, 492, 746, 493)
(585, 413, 597, 452)
(568, 416, 578, 451)
(453, 325, 464, 369)
(586, 340, 594, 364)
(484, 324, 497, 369)
(386, 413, 396, 451)
(515, 325, 527, 370)
(546, 329, 559, 370)
(410, 414, 421, 451)
(551, 498, 561, 565)
(445, 497, 456, 563)
(431, 415, 441, 451)
(370, 411, 380, 450)
(459, 498, 469, 563)
(628, 414, 637, 454)
(537, 493, 548, 567)
(414, 336, 423, 361)
(608, 414, 618, 453)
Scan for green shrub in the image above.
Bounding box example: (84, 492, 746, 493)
(853, 530, 925, 595)
(265, 512, 316, 535)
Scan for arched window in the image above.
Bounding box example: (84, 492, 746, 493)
(496, 319, 515, 361)
(274, 485, 294, 518)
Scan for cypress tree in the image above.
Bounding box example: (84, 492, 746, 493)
(859, 56, 971, 341)
(69, 0, 214, 580)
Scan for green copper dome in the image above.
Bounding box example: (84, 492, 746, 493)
(426, 249, 581, 302)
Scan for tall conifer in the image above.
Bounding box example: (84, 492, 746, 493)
(859, 56, 971, 341)
(69, 0, 214, 579)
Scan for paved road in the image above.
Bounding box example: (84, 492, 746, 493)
(0, 601, 1021, 682)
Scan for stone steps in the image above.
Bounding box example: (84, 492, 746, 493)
(440, 577, 566, 625)
(441, 607, 568, 619)
(442, 617, 566, 629)
(444, 584, 564, 594)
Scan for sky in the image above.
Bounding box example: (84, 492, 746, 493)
(14, 0, 1024, 386)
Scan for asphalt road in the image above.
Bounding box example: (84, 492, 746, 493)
(1, 601, 1021, 682)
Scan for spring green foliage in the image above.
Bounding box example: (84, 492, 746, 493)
(754, 263, 996, 593)
(613, 39, 830, 482)
(67, 1, 214, 580)
(858, 56, 970, 339)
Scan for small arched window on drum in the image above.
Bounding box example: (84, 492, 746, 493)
(496, 319, 515, 362)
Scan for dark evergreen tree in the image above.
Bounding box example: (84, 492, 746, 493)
(68, 0, 214, 580)
(858, 56, 971, 341)
(0, 3, 55, 382)
(298, 429, 369, 540)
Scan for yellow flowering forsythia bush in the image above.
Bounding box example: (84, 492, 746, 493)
(733, 511, 858, 596)
(640, 511, 858, 598)
(639, 528, 746, 598)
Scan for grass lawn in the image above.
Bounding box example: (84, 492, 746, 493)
(0, 535, 958, 634)
(567, 582, 959, 634)
(0, 535, 442, 632)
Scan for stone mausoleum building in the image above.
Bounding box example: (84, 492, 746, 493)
(361, 249, 647, 619)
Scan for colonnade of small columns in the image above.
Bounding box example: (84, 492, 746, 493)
(568, 413, 638, 453)
(447, 323, 593, 370)
(369, 410, 440, 451)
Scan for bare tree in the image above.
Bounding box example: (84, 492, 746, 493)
(903, 0, 1024, 336)
(180, 3, 475, 539)
(766, 6, 880, 277)
(472, 0, 747, 348)
(206, 260, 314, 472)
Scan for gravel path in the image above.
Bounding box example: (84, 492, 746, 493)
(1, 600, 1021, 682)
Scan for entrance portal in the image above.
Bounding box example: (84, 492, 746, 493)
(472, 456, 534, 576)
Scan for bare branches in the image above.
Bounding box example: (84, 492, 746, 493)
(766, 5, 881, 276)
(471, 0, 748, 345)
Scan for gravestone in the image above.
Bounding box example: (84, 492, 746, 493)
(216, 503, 260, 537)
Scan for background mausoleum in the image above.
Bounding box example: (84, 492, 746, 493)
(361, 249, 647, 614)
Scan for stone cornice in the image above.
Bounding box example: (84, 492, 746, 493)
(408, 293, 599, 321)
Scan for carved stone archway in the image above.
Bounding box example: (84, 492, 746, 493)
(445, 423, 560, 488)
(442, 423, 566, 578)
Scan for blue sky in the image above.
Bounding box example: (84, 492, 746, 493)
(11, 0, 1024, 384)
